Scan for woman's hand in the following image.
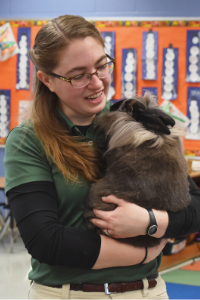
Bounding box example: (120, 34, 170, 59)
(90, 195, 150, 238)
(90, 195, 169, 239)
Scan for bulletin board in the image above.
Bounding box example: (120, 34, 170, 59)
(1, 20, 200, 151)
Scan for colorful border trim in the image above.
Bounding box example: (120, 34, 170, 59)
(185, 150, 200, 156)
(1, 20, 200, 27)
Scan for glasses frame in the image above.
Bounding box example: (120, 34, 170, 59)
(50, 54, 115, 88)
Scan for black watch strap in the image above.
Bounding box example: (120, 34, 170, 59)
(147, 209, 158, 236)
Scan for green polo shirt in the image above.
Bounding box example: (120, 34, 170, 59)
(4, 101, 161, 285)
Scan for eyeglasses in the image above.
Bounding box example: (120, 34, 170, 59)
(50, 54, 115, 89)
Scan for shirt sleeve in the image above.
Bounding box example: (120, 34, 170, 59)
(8, 181, 101, 268)
(163, 175, 200, 238)
(4, 124, 53, 193)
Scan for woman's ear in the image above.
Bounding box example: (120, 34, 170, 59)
(37, 70, 55, 92)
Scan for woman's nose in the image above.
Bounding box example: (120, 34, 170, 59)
(87, 73, 103, 88)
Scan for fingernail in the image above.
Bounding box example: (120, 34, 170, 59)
(102, 197, 106, 201)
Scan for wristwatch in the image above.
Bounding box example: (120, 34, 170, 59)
(147, 209, 158, 236)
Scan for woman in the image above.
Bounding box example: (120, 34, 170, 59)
(4, 15, 200, 299)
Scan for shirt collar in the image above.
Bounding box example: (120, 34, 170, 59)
(57, 107, 75, 131)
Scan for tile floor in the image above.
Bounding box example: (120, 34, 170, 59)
(0, 234, 31, 299)
(1, 232, 200, 299)
(162, 260, 200, 299)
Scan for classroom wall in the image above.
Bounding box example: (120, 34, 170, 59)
(1, 0, 200, 20)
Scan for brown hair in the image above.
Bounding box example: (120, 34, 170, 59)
(29, 15, 105, 182)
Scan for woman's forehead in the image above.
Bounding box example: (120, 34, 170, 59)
(55, 37, 106, 72)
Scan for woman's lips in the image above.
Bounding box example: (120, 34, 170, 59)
(85, 91, 104, 103)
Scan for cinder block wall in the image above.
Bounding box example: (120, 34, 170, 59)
(1, 0, 200, 20)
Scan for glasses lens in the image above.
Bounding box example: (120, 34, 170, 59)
(70, 61, 114, 88)
(98, 61, 114, 78)
(71, 74, 90, 88)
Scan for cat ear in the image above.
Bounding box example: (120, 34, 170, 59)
(125, 99, 175, 135)
(111, 98, 145, 114)
(124, 99, 145, 115)
(158, 110, 175, 127)
(110, 100, 125, 111)
(110, 97, 175, 135)
(135, 108, 175, 135)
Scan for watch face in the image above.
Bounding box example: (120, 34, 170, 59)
(148, 225, 158, 235)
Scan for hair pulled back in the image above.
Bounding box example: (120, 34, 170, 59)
(29, 15, 105, 182)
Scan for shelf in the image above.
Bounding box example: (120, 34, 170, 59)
(189, 171, 200, 179)
(186, 156, 200, 161)
(159, 242, 200, 272)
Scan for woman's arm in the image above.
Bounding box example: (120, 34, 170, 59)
(8, 181, 100, 268)
(163, 175, 200, 238)
(9, 181, 166, 270)
(90, 176, 200, 239)
(93, 235, 167, 269)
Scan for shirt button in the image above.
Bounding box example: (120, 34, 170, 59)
(88, 141, 93, 146)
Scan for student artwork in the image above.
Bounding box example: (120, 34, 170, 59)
(0, 23, 19, 61)
(101, 31, 115, 100)
(162, 45, 178, 101)
(121, 48, 137, 99)
(186, 30, 200, 82)
(0, 90, 10, 144)
(186, 87, 200, 140)
(16, 28, 31, 90)
(19, 100, 32, 124)
(142, 87, 158, 102)
(160, 100, 190, 129)
(142, 29, 158, 80)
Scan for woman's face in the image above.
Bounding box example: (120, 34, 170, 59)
(48, 37, 111, 125)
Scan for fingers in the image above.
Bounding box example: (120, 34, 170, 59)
(90, 217, 108, 229)
(102, 195, 123, 206)
(92, 208, 110, 220)
(92, 195, 124, 221)
(90, 217, 115, 237)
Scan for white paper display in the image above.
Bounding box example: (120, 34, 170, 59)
(161, 47, 178, 101)
(121, 48, 137, 99)
(101, 31, 115, 100)
(186, 30, 200, 83)
(16, 28, 31, 90)
(142, 30, 158, 80)
(0, 90, 10, 140)
(185, 87, 200, 140)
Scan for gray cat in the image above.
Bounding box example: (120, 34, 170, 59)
(84, 92, 191, 247)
